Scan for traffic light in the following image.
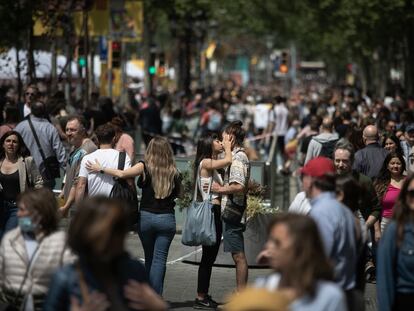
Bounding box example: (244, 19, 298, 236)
(158, 52, 165, 77)
(279, 51, 289, 74)
(149, 48, 156, 75)
(77, 37, 86, 68)
(111, 41, 121, 69)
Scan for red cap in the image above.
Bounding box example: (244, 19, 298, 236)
(301, 157, 335, 178)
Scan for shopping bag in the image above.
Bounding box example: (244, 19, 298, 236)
(181, 164, 216, 246)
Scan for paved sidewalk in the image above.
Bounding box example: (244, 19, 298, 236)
(126, 231, 377, 311)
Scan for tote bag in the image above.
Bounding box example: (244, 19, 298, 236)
(181, 164, 216, 246)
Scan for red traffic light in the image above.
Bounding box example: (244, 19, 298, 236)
(112, 41, 121, 50)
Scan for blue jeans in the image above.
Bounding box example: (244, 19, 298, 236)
(138, 210, 176, 295)
(0, 200, 18, 241)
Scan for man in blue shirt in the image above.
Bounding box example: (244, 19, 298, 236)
(301, 157, 359, 308)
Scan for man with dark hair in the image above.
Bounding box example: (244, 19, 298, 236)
(401, 123, 414, 174)
(76, 123, 131, 202)
(15, 101, 67, 189)
(334, 142, 381, 230)
(60, 116, 97, 216)
(301, 157, 358, 308)
(211, 121, 250, 291)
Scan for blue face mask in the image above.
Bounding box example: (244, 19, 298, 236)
(18, 216, 36, 233)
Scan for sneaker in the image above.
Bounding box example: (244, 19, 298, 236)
(194, 295, 219, 309)
(365, 261, 376, 283)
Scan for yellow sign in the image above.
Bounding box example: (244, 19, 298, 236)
(74, 0, 109, 36)
(34, 14, 63, 36)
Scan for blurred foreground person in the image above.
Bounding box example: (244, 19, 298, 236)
(86, 137, 182, 295)
(255, 213, 347, 311)
(0, 188, 73, 310)
(224, 287, 290, 311)
(377, 174, 414, 311)
(0, 131, 43, 240)
(44, 197, 167, 311)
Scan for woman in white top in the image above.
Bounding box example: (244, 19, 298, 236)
(255, 213, 347, 311)
(193, 132, 232, 309)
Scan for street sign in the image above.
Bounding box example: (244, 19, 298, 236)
(99, 36, 108, 61)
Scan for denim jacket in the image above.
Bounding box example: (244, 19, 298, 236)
(43, 253, 147, 311)
(377, 221, 414, 311)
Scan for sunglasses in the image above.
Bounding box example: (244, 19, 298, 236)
(25, 92, 35, 96)
(408, 190, 414, 198)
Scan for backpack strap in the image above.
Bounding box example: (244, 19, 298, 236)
(118, 152, 126, 170)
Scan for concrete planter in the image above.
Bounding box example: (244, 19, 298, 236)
(182, 213, 275, 267)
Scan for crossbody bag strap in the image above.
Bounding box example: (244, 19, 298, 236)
(12, 238, 42, 308)
(113, 152, 126, 181)
(118, 152, 126, 170)
(27, 118, 47, 163)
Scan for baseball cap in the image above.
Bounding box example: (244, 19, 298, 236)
(406, 123, 414, 133)
(224, 287, 290, 311)
(301, 157, 335, 178)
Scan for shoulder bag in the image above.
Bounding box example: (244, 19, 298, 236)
(181, 162, 216, 246)
(27, 118, 60, 180)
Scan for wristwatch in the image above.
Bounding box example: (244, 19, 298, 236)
(100, 167, 105, 174)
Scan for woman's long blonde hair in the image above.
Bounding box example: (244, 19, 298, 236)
(144, 136, 178, 199)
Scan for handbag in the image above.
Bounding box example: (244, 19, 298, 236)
(222, 194, 247, 225)
(181, 163, 216, 246)
(109, 152, 139, 229)
(27, 117, 60, 180)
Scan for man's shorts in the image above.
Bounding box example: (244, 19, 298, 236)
(223, 221, 245, 253)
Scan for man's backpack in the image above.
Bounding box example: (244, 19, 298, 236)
(110, 152, 139, 229)
(319, 139, 339, 159)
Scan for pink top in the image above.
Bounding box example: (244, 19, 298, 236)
(115, 133, 135, 163)
(0, 124, 16, 140)
(381, 184, 401, 218)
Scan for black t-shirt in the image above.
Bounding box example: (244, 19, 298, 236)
(137, 162, 181, 214)
(0, 170, 20, 201)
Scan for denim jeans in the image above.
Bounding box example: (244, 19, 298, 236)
(0, 200, 18, 241)
(138, 210, 176, 295)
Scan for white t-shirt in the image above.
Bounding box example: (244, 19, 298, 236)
(288, 191, 311, 215)
(79, 149, 131, 197)
(272, 103, 289, 136)
(254, 103, 273, 130)
(23, 104, 31, 117)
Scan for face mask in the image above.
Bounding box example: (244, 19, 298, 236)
(18, 216, 36, 233)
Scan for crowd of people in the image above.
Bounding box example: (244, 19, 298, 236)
(0, 80, 413, 311)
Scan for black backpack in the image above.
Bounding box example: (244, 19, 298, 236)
(319, 139, 339, 159)
(110, 152, 139, 228)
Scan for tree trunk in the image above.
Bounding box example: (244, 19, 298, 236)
(15, 48, 23, 103)
(27, 24, 36, 83)
(405, 26, 414, 96)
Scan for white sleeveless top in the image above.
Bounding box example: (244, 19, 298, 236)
(197, 160, 223, 201)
